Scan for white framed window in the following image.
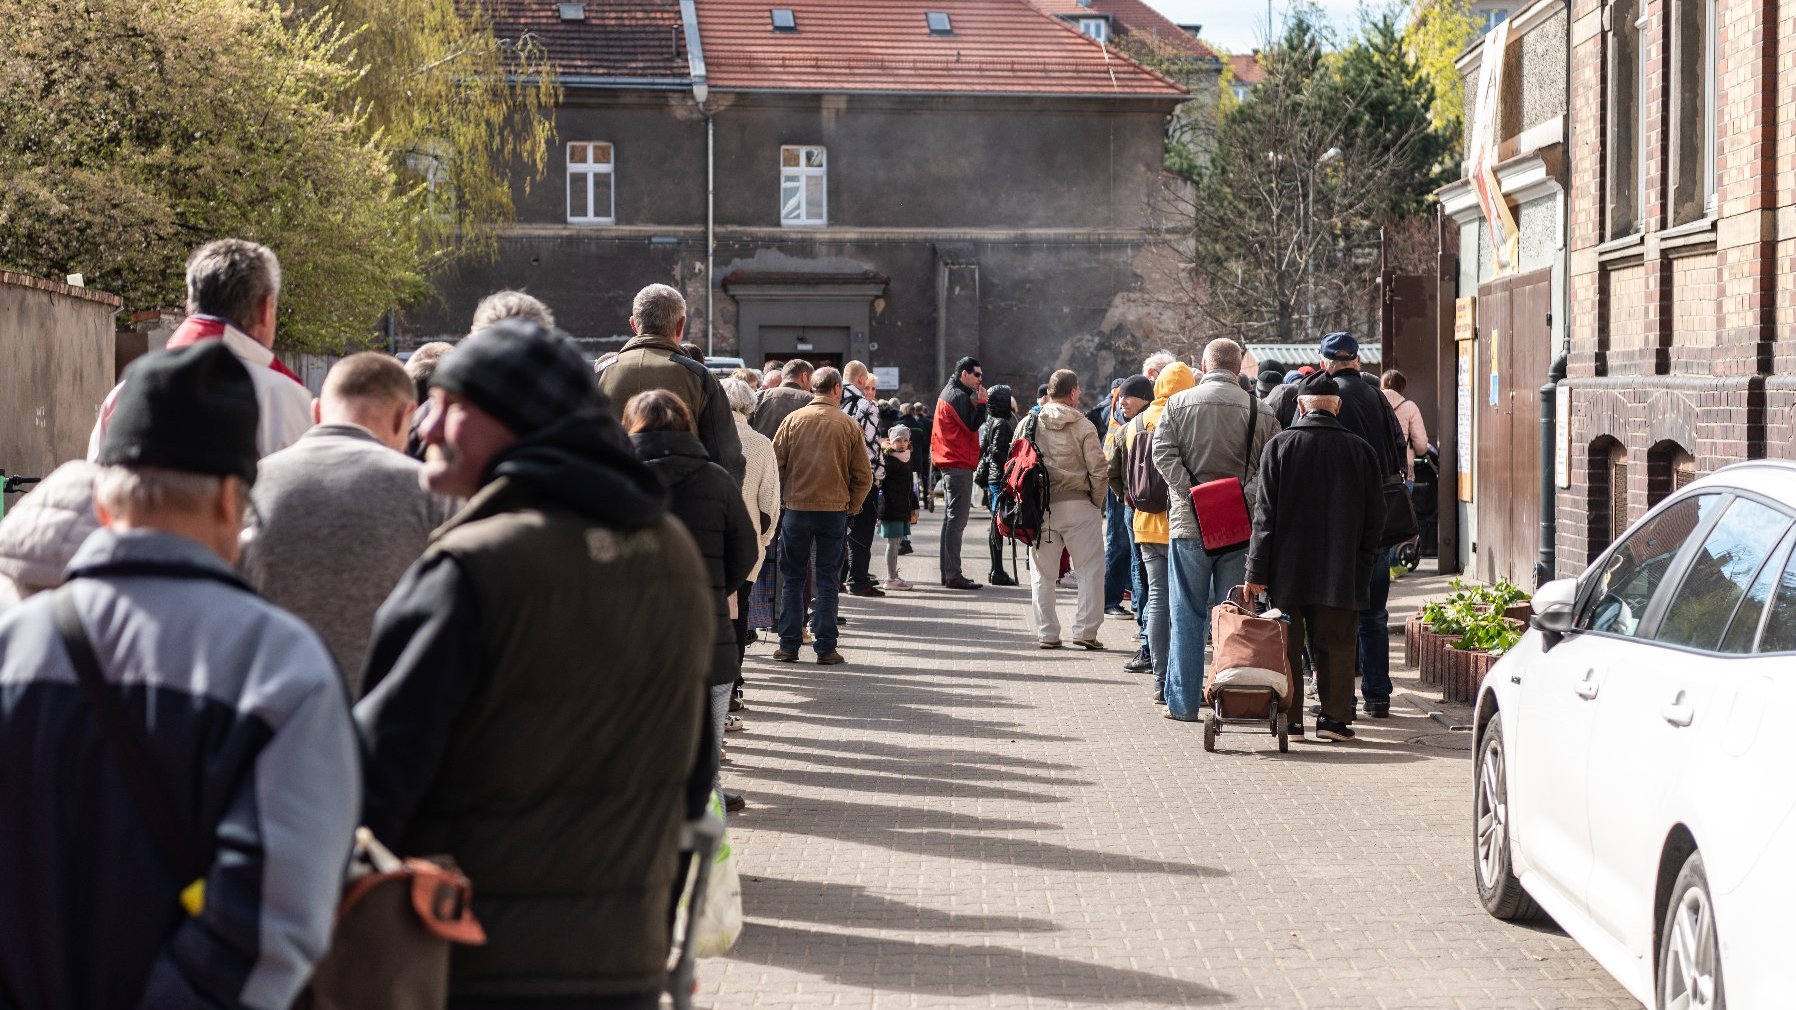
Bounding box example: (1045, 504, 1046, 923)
(925, 11, 952, 34)
(780, 145, 826, 226)
(567, 141, 614, 224)
(1078, 17, 1109, 42)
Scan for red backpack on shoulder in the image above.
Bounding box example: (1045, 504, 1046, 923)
(993, 414, 1050, 546)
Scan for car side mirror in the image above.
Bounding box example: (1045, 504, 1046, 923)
(1530, 577, 1578, 649)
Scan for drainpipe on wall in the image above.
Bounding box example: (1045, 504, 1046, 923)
(679, 0, 714, 355)
(1536, 330, 1566, 588)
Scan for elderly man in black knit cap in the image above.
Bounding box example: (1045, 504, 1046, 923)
(0, 343, 359, 1010)
(1243, 371, 1384, 743)
(355, 319, 714, 1009)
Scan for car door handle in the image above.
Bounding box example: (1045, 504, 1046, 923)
(1574, 670, 1600, 700)
(1662, 693, 1695, 728)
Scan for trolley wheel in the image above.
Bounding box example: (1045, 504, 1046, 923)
(1203, 712, 1218, 752)
(1277, 716, 1290, 753)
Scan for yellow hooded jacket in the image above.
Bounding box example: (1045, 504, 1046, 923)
(1125, 362, 1197, 546)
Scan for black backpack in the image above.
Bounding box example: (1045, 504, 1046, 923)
(1124, 418, 1169, 514)
(993, 414, 1050, 546)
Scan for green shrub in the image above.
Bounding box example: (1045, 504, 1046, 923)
(1421, 577, 1527, 655)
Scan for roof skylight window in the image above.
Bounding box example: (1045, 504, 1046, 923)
(770, 8, 796, 31)
(926, 11, 953, 34)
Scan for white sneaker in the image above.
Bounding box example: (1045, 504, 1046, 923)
(885, 578, 914, 591)
(1057, 573, 1079, 589)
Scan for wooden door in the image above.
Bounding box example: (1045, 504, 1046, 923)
(1473, 268, 1552, 585)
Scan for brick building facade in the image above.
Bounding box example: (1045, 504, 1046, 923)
(1441, 0, 1794, 585)
(1557, 0, 1789, 577)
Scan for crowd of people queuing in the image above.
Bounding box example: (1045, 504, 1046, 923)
(0, 235, 1428, 1010)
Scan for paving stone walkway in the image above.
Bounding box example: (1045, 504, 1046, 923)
(701, 524, 1636, 1009)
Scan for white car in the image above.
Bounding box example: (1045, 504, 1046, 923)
(1473, 459, 1796, 1009)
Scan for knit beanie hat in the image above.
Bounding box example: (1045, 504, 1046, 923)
(1119, 374, 1155, 401)
(887, 425, 912, 442)
(100, 342, 259, 484)
(430, 318, 605, 437)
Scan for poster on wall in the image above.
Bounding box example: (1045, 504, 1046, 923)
(1488, 328, 1501, 407)
(873, 366, 900, 391)
(1455, 298, 1476, 503)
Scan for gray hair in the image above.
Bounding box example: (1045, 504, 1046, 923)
(471, 290, 554, 334)
(813, 367, 843, 396)
(722, 377, 758, 416)
(185, 239, 281, 325)
(1201, 338, 1244, 374)
(631, 283, 686, 339)
(95, 465, 228, 519)
(1142, 351, 1176, 377)
(404, 341, 455, 388)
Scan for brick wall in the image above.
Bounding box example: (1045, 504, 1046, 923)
(1556, 0, 1790, 578)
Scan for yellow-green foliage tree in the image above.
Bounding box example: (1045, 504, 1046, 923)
(1405, 0, 1479, 157)
(0, 0, 558, 353)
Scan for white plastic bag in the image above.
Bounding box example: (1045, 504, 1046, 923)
(676, 794, 743, 958)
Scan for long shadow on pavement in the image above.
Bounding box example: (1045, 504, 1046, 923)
(740, 791, 1225, 878)
(742, 875, 1060, 933)
(726, 922, 1229, 1005)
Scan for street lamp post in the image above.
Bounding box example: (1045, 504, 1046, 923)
(1305, 146, 1343, 335)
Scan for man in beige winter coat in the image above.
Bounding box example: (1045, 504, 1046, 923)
(1016, 369, 1108, 650)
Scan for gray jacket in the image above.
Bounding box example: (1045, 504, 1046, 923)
(242, 424, 456, 689)
(0, 460, 100, 608)
(1151, 370, 1282, 541)
(0, 529, 359, 1010)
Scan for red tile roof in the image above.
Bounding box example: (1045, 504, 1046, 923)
(696, 0, 1186, 96)
(1227, 52, 1266, 86)
(1028, 0, 1217, 60)
(486, 0, 691, 82)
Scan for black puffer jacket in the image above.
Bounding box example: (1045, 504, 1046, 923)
(973, 385, 1017, 487)
(631, 430, 757, 687)
(878, 450, 919, 521)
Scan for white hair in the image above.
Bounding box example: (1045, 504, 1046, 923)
(1201, 338, 1244, 374)
(471, 290, 555, 334)
(722, 377, 758, 416)
(95, 465, 228, 518)
(1142, 351, 1176, 377)
(631, 283, 686, 338)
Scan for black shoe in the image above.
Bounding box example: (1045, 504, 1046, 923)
(942, 575, 984, 590)
(1316, 716, 1356, 741)
(1105, 605, 1133, 619)
(1288, 719, 1305, 738)
(1366, 701, 1391, 719)
(899, 541, 915, 555)
(850, 584, 886, 598)
(1122, 648, 1152, 673)
(723, 790, 746, 813)
(1308, 703, 1357, 723)
(729, 692, 746, 713)
(989, 570, 1019, 587)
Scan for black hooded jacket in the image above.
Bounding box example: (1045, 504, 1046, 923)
(630, 429, 758, 688)
(356, 409, 715, 1000)
(973, 386, 1017, 487)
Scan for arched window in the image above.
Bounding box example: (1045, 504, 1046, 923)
(1588, 436, 1628, 562)
(1648, 440, 1697, 507)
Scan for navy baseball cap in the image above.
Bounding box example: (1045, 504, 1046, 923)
(1319, 332, 1359, 362)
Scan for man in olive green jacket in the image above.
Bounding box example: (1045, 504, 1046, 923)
(596, 283, 745, 483)
(358, 319, 711, 1008)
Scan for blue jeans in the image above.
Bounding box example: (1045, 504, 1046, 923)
(1357, 546, 1394, 705)
(1130, 520, 1148, 647)
(1163, 539, 1247, 720)
(1139, 542, 1170, 689)
(779, 510, 847, 656)
(1103, 490, 1130, 609)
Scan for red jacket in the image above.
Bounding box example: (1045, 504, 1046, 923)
(930, 378, 985, 470)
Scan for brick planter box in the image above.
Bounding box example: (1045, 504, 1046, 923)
(1412, 623, 1457, 688)
(1443, 647, 1500, 704)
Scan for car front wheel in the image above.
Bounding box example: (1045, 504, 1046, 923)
(1658, 850, 1725, 1010)
(1473, 716, 1539, 920)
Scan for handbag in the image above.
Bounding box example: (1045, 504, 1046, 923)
(1380, 473, 1419, 547)
(52, 587, 485, 1010)
(1189, 395, 1259, 556)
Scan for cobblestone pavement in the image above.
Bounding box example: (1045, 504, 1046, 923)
(701, 525, 1636, 1009)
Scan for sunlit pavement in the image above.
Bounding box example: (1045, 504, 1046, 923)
(700, 520, 1634, 1009)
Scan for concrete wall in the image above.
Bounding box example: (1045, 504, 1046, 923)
(0, 272, 118, 495)
(408, 88, 1185, 402)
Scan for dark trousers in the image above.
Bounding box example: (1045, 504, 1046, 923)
(779, 510, 846, 656)
(733, 581, 752, 664)
(1286, 604, 1359, 724)
(1102, 490, 1130, 608)
(1357, 547, 1394, 704)
(844, 486, 880, 588)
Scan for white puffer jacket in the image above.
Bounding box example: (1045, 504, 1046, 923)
(0, 460, 101, 608)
